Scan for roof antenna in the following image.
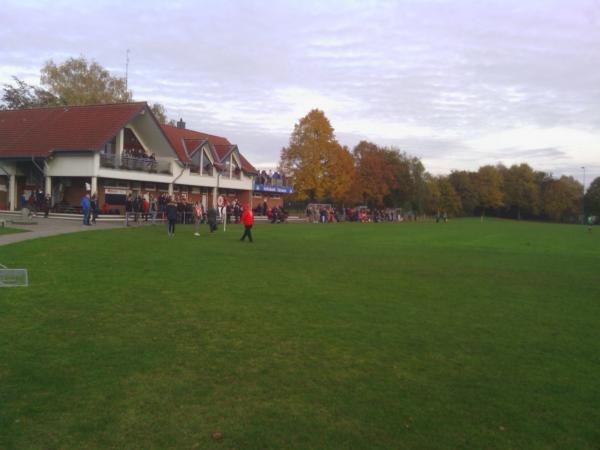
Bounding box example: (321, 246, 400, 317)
(125, 49, 130, 93)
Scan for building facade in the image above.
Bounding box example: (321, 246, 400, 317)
(0, 102, 291, 213)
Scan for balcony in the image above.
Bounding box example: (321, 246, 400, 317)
(189, 164, 214, 177)
(253, 174, 293, 193)
(100, 154, 172, 175)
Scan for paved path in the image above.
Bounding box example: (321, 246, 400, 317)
(0, 216, 123, 247)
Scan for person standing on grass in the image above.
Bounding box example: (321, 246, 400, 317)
(193, 201, 202, 237)
(166, 196, 178, 237)
(206, 207, 217, 233)
(81, 192, 91, 225)
(240, 204, 254, 242)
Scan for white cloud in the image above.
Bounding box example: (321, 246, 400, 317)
(466, 127, 600, 168)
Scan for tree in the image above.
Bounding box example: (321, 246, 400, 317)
(40, 56, 132, 105)
(423, 176, 461, 215)
(542, 176, 582, 222)
(2, 57, 132, 109)
(423, 174, 441, 214)
(449, 170, 478, 215)
(1, 77, 58, 109)
(150, 103, 169, 124)
(352, 141, 399, 207)
(437, 176, 462, 215)
(386, 150, 419, 209)
(476, 165, 503, 217)
(409, 157, 426, 214)
(502, 163, 540, 219)
(280, 109, 352, 201)
(584, 176, 600, 217)
(322, 145, 355, 203)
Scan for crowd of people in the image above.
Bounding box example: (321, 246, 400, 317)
(122, 148, 156, 160)
(123, 193, 260, 227)
(255, 170, 287, 186)
(162, 195, 254, 241)
(306, 205, 417, 223)
(344, 208, 408, 222)
(20, 189, 51, 218)
(306, 205, 341, 223)
(253, 201, 288, 223)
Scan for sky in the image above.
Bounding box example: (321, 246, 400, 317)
(1, 0, 600, 185)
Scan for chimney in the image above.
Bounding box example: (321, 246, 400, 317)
(177, 118, 186, 129)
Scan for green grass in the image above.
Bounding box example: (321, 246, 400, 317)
(0, 226, 27, 235)
(1, 219, 599, 449)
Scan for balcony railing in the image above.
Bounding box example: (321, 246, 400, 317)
(189, 164, 214, 176)
(254, 175, 290, 187)
(100, 154, 172, 175)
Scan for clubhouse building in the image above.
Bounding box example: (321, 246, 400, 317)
(0, 102, 292, 213)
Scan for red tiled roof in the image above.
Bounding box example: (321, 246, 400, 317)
(239, 153, 258, 175)
(160, 124, 257, 174)
(183, 138, 205, 156)
(161, 124, 231, 163)
(0, 102, 147, 157)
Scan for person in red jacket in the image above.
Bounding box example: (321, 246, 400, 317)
(240, 204, 254, 242)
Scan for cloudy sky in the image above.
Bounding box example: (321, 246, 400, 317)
(2, 0, 599, 184)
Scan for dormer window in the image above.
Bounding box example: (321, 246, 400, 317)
(200, 147, 213, 176)
(228, 152, 242, 179)
(190, 151, 201, 174)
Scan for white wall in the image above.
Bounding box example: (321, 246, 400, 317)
(97, 167, 175, 184)
(128, 113, 175, 159)
(45, 154, 95, 176)
(219, 174, 253, 190)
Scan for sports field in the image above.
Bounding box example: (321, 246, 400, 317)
(1, 219, 599, 449)
(0, 226, 26, 235)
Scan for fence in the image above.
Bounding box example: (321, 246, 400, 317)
(100, 154, 172, 174)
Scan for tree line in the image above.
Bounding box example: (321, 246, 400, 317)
(280, 109, 600, 223)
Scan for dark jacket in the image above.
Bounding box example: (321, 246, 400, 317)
(166, 202, 178, 221)
(206, 208, 217, 223)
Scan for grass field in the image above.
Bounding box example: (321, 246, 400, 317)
(0, 226, 27, 235)
(1, 219, 599, 449)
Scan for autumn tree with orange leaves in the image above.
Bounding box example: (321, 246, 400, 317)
(352, 141, 400, 207)
(280, 109, 354, 202)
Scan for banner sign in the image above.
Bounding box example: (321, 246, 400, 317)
(253, 184, 293, 194)
(105, 188, 127, 195)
